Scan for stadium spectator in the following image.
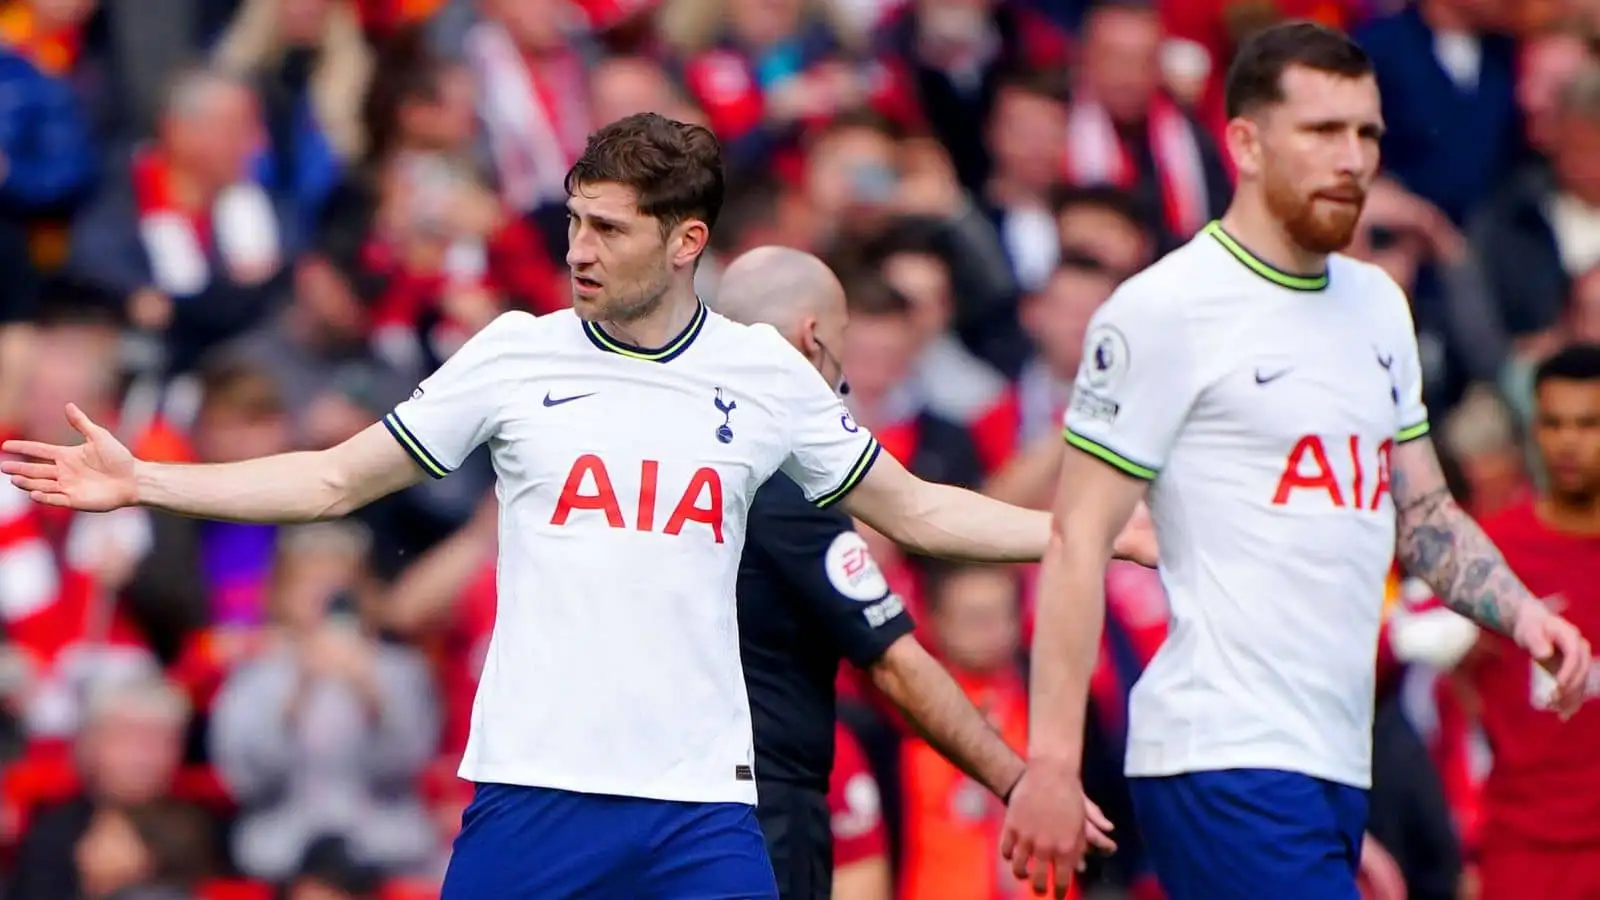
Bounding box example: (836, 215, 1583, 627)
(66, 67, 293, 376)
(873, 0, 1069, 194)
(829, 724, 891, 900)
(214, 0, 375, 232)
(1065, 0, 1230, 242)
(0, 0, 99, 222)
(1356, 0, 1523, 225)
(840, 273, 983, 490)
(1516, 24, 1594, 157)
(1473, 64, 1600, 371)
(980, 69, 1070, 292)
(897, 562, 1026, 900)
(209, 522, 438, 881)
(73, 798, 216, 900)
(9, 675, 205, 900)
(276, 834, 385, 900)
(587, 53, 702, 127)
(1052, 185, 1157, 283)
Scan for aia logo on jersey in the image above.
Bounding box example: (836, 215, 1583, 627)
(1272, 433, 1393, 510)
(550, 455, 725, 542)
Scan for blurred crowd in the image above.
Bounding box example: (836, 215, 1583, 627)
(0, 0, 1593, 898)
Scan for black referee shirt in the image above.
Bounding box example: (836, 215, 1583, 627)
(738, 474, 916, 792)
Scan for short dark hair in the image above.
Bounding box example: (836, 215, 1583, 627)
(1224, 20, 1373, 119)
(1535, 343, 1600, 388)
(565, 113, 726, 232)
(991, 66, 1072, 107)
(1049, 184, 1150, 232)
(845, 275, 912, 318)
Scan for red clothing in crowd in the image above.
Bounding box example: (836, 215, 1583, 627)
(829, 724, 889, 868)
(434, 560, 498, 758)
(1467, 502, 1600, 899)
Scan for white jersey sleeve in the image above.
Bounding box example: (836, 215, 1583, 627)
(1387, 287, 1431, 444)
(1062, 283, 1201, 481)
(764, 327, 881, 508)
(383, 312, 529, 478)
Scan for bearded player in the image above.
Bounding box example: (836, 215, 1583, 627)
(1000, 22, 1593, 900)
(1456, 344, 1600, 900)
(2, 114, 1091, 899)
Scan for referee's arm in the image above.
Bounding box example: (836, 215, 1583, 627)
(750, 485, 1023, 800)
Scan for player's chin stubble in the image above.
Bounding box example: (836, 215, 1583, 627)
(1271, 184, 1363, 255)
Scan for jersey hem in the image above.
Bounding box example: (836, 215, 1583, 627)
(815, 439, 882, 508)
(457, 762, 759, 806)
(1397, 420, 1430, 443)
(1124, 750, 1370, 790)
(1063, 428, 1158, 481)
(383, 412, 451, 479)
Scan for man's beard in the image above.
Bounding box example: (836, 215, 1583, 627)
(1264, 173, 1365, 255)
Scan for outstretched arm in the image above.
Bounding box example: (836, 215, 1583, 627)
(137, 423, 424, 522)
(837, 450, 1155, 565)
(1391, 436, 1590, 711)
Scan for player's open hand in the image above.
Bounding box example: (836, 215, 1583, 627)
(0, 404, 139, 512)
(1514, 600, 1592, 719)
(1000, 764, 1088, 898)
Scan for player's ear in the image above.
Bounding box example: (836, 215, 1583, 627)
(1224, 115, 1264, 180)
(670, 218, 710, 269)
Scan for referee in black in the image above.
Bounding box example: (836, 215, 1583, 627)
(715, 248, 1142, 900)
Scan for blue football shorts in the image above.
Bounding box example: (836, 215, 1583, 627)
(440, 782, 778, 899)
(1129, 768, 1368, 900)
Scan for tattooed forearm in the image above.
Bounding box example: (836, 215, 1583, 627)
(1392, 445, 1537, 636)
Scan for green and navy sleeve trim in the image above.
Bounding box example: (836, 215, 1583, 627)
(582, 301, 707, 363)
(1397, 420, 1430, 444)
(814, 439, 882, 509)
(1063, 428, 1159, 481)
(383, 412, 452, 479)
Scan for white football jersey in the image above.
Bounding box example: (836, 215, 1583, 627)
(385, 304, 880, 804)
(1064, 221, 1429, 789)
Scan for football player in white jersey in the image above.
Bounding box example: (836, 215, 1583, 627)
(4, 114, 1090, 900)
(999, 22, 1594, 900)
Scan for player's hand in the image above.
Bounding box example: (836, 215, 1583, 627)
(1357, 833, 1407, 900)
(999, 763, 1087, 898)
(0, 404, 139, 512)
(1514, 600, 1592, 718)
(1082, 795, 1117, 855)
(1111, 502, 1158, 568)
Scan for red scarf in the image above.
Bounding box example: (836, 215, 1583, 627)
(1065, 94, 1210, 238)
(131, 149, 280, 297)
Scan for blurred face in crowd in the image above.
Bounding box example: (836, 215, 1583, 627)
(590, 57, 692, 128)
(22, 324, 118, 445)
(804, 123, 899, 222)
(1553, 107, 1600, 208)
(879, 250, 952, 345)
(81, 702, 184, 805)
(1571, 268, 1600, 343)
(29, 0, 96, 29)
(1056, 202, 1150, 277)
(193, 386, 291, 464)
(1518, 33, 1591, 154)
(841, 310, 917, 404)
(1022, 265, 1115, 379)
(166, 80, 263, 191)
(75, 808, 151, 900)
(913, 0, 995, 56)
(1080, 5, 1163, 125)
(400, 65, 478, 154)
(484, 0, 564, 51)
(566, 182, 709, 322)
(1534, 375, 1600, 504)
(726, 0, 804, 48)
(986, 85, 1068, 194)
(293, 257, 369, 348)
(932, 567, 1020, 674)
(1230, 64, 1381, 254)
(270, 537, 364, 630)
(279, 0, 333, 45)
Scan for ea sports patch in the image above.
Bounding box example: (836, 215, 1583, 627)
(824, 531, 889, 602)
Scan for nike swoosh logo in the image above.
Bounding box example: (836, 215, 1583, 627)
(543, 391, 596, 407)
(1254, 369, 1291, 385)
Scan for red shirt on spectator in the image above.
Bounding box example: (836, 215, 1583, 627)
(829, 723, 888, 867)
(436, 559, 499, 758)
(1467, 501, 1600, 847)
